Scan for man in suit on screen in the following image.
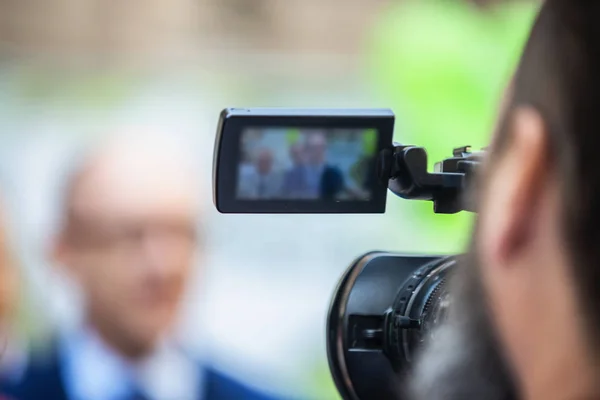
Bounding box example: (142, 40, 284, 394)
(237, 148, 283, 200)
(303, 132, 345, 200)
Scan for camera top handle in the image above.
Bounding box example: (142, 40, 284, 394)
(377, 145, 484, 214)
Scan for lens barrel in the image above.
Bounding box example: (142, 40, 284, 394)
(327, 253, 457, 400)
(386, 257, 455, 369)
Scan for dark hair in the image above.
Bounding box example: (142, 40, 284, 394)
(498, 0, 600, 350)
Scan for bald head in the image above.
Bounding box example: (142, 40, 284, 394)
(66, 130, 199, 225)
(55, 129, 200, 359)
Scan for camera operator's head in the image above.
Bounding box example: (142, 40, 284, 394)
(52, 131, 200, 360)
(409, 1, 600, 400)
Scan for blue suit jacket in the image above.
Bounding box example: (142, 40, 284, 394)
(282, 164, 345, 200)
(282, 166, 308, 197)
(0, 348, 284, 400)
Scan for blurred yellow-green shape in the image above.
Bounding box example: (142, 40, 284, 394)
(286, 129, 301, 144)
(362, 128, 378, 156)
(366, 0, 538, 251)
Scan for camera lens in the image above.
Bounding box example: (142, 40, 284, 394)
(326, 253, 457, 400)
(385, 257, 455, 370)
(421, 280, 451, 341)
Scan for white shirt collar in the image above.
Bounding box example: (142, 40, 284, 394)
(60, 326, 202, 400)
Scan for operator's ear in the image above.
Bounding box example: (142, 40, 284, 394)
(481, 106, 550, 265)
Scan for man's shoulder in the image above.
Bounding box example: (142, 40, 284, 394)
(203, 366, 285, 400)
(2, 345, 292, 400)
(0, 348, 67, 400)
(240, 169, 258, 185)
(324, 164, 343, 174)
(323, 165, 344, 184)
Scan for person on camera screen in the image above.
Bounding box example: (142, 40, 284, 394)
(405, 1, 600, 399)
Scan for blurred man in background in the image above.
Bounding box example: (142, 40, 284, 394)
(407, 1, 600, 400)
(304, 133, 344, 200)
(281, 142, 310, 199)
(237, 148, 283, 199)
(1, 132, 280, 400)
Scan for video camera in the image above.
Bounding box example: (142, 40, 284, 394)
(213, 108, 485, 400)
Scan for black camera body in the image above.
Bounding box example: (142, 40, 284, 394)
(212, 108, 483, 400)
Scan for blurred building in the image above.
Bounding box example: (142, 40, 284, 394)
(0, 0, 390, 67)
(0, 0, 201, 65)
(200, 0, 389, 53)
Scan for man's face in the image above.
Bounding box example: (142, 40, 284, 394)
(257, 150, 273, 175)
(290, 143, 306, 166)
(56, 142, 199, 358)
(305, 133, 327, 165)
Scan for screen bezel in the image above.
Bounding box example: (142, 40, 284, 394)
(214, 108, 395, 213)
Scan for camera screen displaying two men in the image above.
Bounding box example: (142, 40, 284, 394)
(236, 127, 377, 202)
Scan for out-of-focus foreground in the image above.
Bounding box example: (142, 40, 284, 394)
(0, 1, 537, 399)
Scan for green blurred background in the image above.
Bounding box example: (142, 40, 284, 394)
(0, 0, 538, 398)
